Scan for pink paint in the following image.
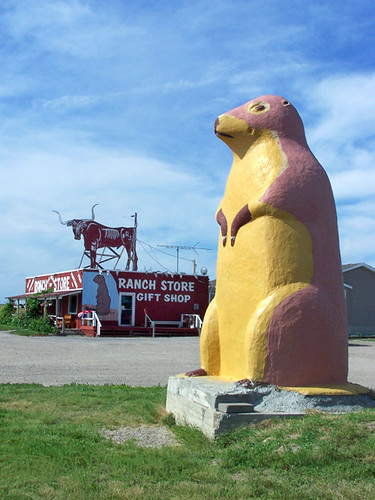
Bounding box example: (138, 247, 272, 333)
(216, 208, 228, 246)
(226, 95, 348, 386)
(231, 205, 253, 246)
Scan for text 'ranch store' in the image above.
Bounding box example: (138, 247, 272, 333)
(23, 269, 209, 335)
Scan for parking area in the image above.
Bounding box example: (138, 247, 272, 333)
(0, 331, 374, 388)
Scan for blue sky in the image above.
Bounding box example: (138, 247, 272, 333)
(1, 0, 375, 300)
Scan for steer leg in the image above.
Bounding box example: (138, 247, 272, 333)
(90, 248, 97, 268)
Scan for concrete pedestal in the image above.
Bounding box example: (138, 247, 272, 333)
(166, 375, 302, 439)
(166, 375, 374, 439)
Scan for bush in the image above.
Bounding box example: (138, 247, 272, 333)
(9, 315, 58, 335)
(9, 315, 25, 328)
(0, 299, 15, 324)
(0, 297, 58, 335)
(25, 296, 42, 319)
(14, 315, 58, 335)
(27, 317, 58, 334)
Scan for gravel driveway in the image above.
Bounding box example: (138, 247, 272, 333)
(0, 331, 374, 388)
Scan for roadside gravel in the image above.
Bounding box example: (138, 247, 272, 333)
(0, 331, 374, 389)
(0, 332, 200, 386)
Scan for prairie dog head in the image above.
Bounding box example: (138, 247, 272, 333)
(215, 95, 306, 158)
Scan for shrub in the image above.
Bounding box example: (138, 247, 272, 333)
(27, 317, 58, 334)
(0, 299, 15, 324)
(0, 296, 58, 335)
(8, 315, 58, 335)
(25, 296, 42, 319)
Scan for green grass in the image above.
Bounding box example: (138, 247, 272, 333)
(1, 384, 375, 499)
(0, 324, 52, 336)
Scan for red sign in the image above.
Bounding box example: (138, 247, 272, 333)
(25, 270, 83, 294)
(82, 270, 209, 326)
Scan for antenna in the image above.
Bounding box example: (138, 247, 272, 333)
(157, 242, 211, 273)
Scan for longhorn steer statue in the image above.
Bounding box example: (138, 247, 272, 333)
(53, 204, 138, 270)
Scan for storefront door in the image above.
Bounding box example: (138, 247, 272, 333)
(119, 293, 135, 326)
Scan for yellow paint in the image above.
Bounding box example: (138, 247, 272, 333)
(200, 114, 313, 381)
(177, 373, 236, 383)
(177, 375, 369, 396)
(283, 383, 369, 396)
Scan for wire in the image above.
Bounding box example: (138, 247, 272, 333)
(137, 237, 195, 263)
(137, 240, 172, 272)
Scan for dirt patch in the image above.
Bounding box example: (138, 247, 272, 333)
(100, 425, 178, 448)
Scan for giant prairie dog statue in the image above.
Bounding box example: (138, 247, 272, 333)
(193, 95, 348, 389)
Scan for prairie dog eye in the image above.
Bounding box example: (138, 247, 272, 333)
(282, 100, 290, 106)
(249, 101, 270, 114)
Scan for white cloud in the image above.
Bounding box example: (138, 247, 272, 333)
(331, 167, 375, 200)
(3, 1, 144, 56)
(164, 78, 217, 92)
(2, 0, 375, 300)
(306, 73, 375, 148)
(0, 132, 221, 297)
(5, 0, 91, 32)
(300, 73, 375, 270)
(339, 216, 375, 268)
(32, 93, 119, 111)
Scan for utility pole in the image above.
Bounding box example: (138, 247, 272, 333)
(157, 243, 211, 273)
(131, 212, 138, 271)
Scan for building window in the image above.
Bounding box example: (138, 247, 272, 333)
(68, 295, 78, 314)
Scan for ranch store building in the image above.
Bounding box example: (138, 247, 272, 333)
(11, 268, 209, 337)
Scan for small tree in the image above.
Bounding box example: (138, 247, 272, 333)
(25, 296, 42, 319)
(1, 292, 58, 335)
(0, 299, 15, 324)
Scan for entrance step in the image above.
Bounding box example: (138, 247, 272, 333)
(99, 326, 199, 337)
(61, 328, 85, 336)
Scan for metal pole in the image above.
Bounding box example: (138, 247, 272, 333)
(132, 212, 137, 271)
(192, 259, 196, 275)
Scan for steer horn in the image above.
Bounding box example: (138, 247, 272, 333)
(91, 203, 99, 220)
(52, 210, 70, 225)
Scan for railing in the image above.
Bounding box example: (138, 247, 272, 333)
(144, 312, 153, 327)
(151, 320, 182, 338)
(80, 311, 102, 336)
(181, 314, 203, 333)
(145, 313, 203, 337)
(90, 311, 102, 337)
(48, 314, 64, 332)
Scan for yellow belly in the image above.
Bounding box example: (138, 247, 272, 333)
(215, 212, 313, 380)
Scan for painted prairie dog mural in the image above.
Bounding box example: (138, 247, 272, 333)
(93, 274, 111, 316)
(193, 95, 348, 388)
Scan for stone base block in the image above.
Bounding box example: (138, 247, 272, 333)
(166, 375, 302, 439)
(166, 375, 375, 439)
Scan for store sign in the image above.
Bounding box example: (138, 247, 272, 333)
(26, 270, 83, 294)
(117, 276, 196, 304)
